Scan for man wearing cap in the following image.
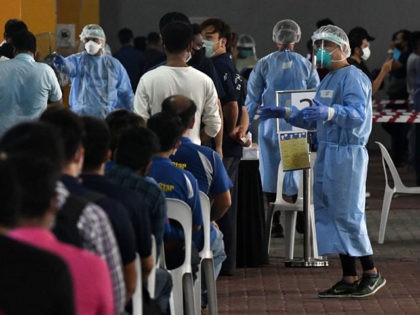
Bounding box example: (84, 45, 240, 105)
(245, 19, 319, 237)
(260, 24, 386, 298)
(53, 24, 133, 118)
(347, 27, 392, 95)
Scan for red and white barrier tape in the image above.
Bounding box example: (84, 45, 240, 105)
(373, 109, 420, 123)
(371, 99, 420, 122)
(372, 99, 413, 107)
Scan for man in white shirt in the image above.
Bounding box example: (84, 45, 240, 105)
(134, 21, 221, 145)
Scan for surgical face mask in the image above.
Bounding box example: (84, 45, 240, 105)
(361, 46, 371, 61)
(85, 40, 102, 55)
(238, 49, 254, 59)
(315, 48, 333, 68)
(203, 39, 217, 58)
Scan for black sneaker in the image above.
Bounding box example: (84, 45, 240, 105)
(351, 273, 386, 298)
(318, 280, 360, 298)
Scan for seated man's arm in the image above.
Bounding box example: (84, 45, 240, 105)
(211, 191, 231, 221)
(141, 255, 154, 279)
(123, 261, 137, 302)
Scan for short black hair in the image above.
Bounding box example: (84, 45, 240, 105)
(82, 116, 110, 171)
(159, 12, 190, 33)
(161, 22, 193, 54)
(412, 31, 420, 50)
(11, 30, 36, 54)
(40, 108, 84, 164)
(161, 95, 197, 130)
(134, 36, 146, 51)
(201, 18, 232, 45)
(191, 23, 202, 36)
(147, 112, 184, 151)
(106, 109, 146, 153)
(316, 18, 334, 29)
(115, 126, 160, 171)
(0, 158, 21, 228)
(4, 19, 28, 39)
(0, 122, 64, 219)
(147, 32, 162, 45)
(393, 29, 413, 50)
(118, 28, 133, 45)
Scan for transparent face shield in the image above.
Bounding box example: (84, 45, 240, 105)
(313, 39, 345, 68)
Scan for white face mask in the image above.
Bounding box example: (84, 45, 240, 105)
(361, 46, 371, 61)
(184, 51, 192, 63)
(85, 40, 102, 55)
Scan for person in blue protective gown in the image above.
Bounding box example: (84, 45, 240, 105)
(245, 19, 319, 236)
(53, 24, 133, 118)
(259, 24, 386, 298)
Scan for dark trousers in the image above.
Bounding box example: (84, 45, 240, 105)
(218, 156, 240, 275)
(382, 123, 409, 165)
(339, 254, 375, 277)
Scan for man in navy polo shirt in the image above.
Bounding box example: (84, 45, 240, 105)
(201, 17, 250, 275)
(162, 95, 232, 221)
(147, 113, 203, 242)
(147, 112, 226, 285)
(147, 112, 227, 267)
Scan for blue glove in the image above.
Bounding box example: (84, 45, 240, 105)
(392, 48, 401, 61)
(302, 99, 329, 122)
(52, 54, 65, 70)
(258, 106, 286, 121)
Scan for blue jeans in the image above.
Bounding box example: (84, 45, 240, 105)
(154, 268, 172, 315)
(202, 227, 226, 306)
(211, 227, 226, 278)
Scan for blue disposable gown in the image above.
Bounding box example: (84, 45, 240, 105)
(61, 52, 134, 118)
(288, 65, 373, 256)
(246, 50, 319, 194)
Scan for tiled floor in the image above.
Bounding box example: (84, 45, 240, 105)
(215, 150, 420, 314)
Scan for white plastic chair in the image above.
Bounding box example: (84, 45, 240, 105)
(193, 191, 218, 315)
(265, 161, 303, 259)
(165, 198, 196, 315)
(132, 254, 143, 315)
(375, 141, 420, 244)
(265, 158, 319, 260)
(147, 235, 157, 298)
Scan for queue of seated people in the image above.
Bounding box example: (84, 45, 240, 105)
(0, 101, 233, 315)
(0, 12, 252, 315)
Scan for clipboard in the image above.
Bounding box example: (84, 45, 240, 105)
(279, 131, 310, 171)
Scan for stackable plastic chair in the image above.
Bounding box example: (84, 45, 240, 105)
(193, 192, 218, 315)
(147, 235, 157, 298)
(165, 198, 196, 315)
(132, 254, 143, 315)
(265, 161, 304, 259)
(375, 141, 420, 244)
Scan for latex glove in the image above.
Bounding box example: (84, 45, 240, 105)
(302, 99, 329, 122)
(52, 54, 65, 70)
(258, 106, 286, 121)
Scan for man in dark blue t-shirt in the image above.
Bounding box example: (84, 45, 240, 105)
(114, 28, 145, 91)
(201, 17, 250, 276)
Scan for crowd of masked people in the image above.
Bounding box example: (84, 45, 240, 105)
(0, 11, 417, 314)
